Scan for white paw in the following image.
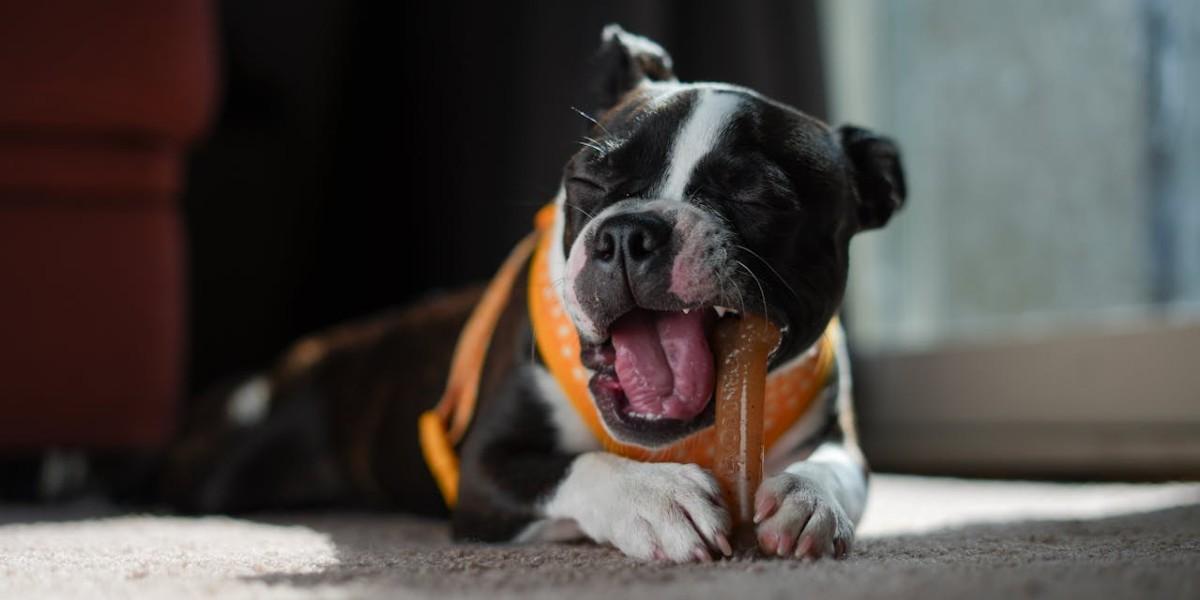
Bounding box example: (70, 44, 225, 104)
(753, 472, 855, 559)
(553, 454, 732, 562)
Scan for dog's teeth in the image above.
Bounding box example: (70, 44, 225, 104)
(713, 306, 740, 318)
(682, 308, 691, 315)
(627, 411, 664, 421)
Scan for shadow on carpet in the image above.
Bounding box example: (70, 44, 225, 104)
(244, 503, 1200, 599)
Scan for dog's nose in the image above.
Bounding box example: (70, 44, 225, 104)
(591, 212, 672, 267)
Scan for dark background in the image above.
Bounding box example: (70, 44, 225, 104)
(184, 0, 827, 395)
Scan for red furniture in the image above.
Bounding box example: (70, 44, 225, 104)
(0, 1, 215, 449)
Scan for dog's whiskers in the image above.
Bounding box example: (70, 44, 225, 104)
(576, 139, 605, 154)
(735, 244, 803, 305)
(562, 202, 595, 220)
(735, 259, 770, 336)
(716, 268, 747, 319)
(570, 106, 613, 138)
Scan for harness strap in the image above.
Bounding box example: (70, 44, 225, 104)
(419, 205, 555, 508)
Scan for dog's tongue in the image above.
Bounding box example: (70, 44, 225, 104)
(611, 309, 714, 420)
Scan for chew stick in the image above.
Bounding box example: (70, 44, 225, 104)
(712, 314, 781, 554)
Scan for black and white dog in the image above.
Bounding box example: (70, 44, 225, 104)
(161, 25, 905, 563)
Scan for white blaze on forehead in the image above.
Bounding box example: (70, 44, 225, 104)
(655, 90, 742, 200)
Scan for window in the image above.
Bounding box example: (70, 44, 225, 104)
(820, 0, 1200, 477)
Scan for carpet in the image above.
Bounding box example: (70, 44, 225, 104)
(1, 475, 1198, 599)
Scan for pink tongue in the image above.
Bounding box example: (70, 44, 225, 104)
(610, 309, 714, 420)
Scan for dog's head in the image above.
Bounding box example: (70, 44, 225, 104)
(548, 25, 906, 448)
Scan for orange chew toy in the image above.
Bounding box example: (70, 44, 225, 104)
(712, 314, 781, 553)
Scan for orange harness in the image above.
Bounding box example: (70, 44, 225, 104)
(419, 205, 836, 508)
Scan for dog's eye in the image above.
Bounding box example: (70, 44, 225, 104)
(567, 177, 606, 193)
(613, 180, 649, 200)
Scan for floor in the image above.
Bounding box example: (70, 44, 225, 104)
(1, 475, 1198, 599)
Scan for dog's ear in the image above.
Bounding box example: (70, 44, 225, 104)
(593, 24, 676, 113)
(838, 125, 907, 230)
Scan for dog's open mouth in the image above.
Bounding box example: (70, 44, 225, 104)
(582, 305, 743, 445)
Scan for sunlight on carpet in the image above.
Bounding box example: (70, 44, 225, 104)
(859, 475, 1200, 537)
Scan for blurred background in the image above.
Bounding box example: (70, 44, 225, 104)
(0, 0, 1197, 501)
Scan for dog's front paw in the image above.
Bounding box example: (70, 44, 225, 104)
(568, 455, 732, 562)
(753, 472, 854, 560)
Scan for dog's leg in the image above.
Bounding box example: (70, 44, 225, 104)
(464, 448, 735, 563)
(452, 365, 583, 543)
(753, 438, 866, 559)
(157, 375, 353, 513)
(539, 452, 733, 562)
(752, 341, 868, 560)
(453, 366, 732, 562)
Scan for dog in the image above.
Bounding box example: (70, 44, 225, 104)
(158, 25, 906, 563)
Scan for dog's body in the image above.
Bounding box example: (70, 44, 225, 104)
(160, 26, 905, 562)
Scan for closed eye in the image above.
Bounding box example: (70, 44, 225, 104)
(614, 181, 650, 199)
(691, 180, 795, 212)
(567, 177, 606, 192)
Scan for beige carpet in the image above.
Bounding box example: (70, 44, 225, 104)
(1, 475, 1198, 599)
